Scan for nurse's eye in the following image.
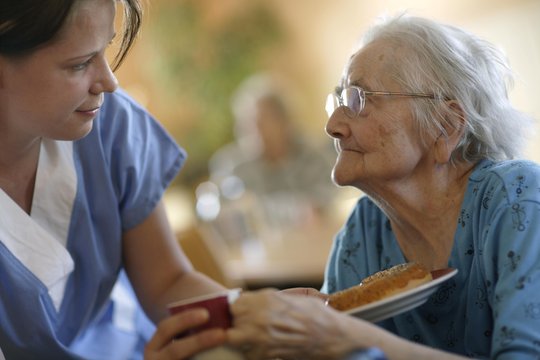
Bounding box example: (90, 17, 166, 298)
(71, 58, 93, 71)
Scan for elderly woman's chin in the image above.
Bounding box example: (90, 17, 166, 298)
(331, 167, 358, 188)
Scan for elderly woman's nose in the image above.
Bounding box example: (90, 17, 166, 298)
(325, 112, 347, 139)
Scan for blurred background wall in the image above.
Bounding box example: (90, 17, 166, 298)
(115, 0, 540, 232)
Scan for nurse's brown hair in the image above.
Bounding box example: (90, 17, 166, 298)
(0, 0, 142, 70)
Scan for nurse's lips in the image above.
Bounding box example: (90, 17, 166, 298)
(76, 105, 101, 116)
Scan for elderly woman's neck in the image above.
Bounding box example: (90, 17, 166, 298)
(367, 160, 477, 269)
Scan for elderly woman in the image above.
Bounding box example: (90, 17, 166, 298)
(227, 15, 540, 360)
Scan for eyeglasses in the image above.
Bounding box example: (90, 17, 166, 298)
(325, 86, 441, 118)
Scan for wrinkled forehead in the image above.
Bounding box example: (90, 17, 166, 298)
(341, 40, 401, 90)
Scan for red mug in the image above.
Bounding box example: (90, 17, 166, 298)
(167, 289, 242, 338)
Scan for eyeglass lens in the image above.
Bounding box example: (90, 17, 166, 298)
(325, 87, 364, 117)
(325, 93, 339, 117)
(343, 87, 364, 116)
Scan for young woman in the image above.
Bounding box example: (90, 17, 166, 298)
(0, 1, 227, 358)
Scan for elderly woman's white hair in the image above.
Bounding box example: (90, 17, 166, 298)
(353, 14, 535, 163)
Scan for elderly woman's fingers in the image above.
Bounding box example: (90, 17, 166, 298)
(281, 287, 329, 300)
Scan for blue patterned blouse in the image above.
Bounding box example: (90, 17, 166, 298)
(322, 160, 540, 359)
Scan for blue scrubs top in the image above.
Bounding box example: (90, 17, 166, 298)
(322, 160, 540, 359)
(0, 89, 185, 359)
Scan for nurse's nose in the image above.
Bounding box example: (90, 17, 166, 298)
(90, 57, 119, 95)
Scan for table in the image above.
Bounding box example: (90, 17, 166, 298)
(173, 185, 361, 290)
(199, 212, 342, 290)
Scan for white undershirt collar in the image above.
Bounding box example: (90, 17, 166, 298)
(0, 139, 76, 311)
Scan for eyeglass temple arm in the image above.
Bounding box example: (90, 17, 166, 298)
(365, 90, 444, 100)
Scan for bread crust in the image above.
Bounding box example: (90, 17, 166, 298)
(326, 262, 432, 311)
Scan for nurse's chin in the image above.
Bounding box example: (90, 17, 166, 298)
(54, 123, 95, 141)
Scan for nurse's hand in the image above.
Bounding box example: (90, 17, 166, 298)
(144, 308, 226, 359)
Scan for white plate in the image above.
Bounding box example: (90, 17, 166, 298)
(344, 268, 458, 323)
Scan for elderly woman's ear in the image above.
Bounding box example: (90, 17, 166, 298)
(433, 100, 466, 164)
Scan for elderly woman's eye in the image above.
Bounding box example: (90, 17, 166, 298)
(342, 88, 359, 109)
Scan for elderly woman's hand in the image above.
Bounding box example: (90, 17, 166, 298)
(227, 289, 362, 360)
(144, 308, 226, 360)
(280, 287, 329, 301)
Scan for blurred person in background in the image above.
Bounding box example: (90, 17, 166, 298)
(0, 0, 231, 359)
(208, 74, 337, 230)
(226, 14, 540, 360)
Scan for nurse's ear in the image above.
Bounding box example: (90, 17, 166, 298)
(434, 100, 466, 164)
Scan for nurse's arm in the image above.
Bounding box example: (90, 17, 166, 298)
(122, 200, 226, 322)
